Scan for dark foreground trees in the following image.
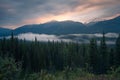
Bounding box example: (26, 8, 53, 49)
(0, 33, 120, 76)
(0, 56, 21, 80)
(115, 34, 120, 67)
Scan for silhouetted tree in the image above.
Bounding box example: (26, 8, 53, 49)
(115, 34, 120, 67)
(99, 32, 109, 73)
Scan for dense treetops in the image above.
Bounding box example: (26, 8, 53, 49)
(0, 33, 120, 75)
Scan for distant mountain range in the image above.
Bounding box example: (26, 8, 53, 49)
(13, 21, 86, 35)
(0, 16, 120, 36)
(87, 16, 120, 33)
(0, 28, 11, 36)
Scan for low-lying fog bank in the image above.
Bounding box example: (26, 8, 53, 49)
(1, 33, 119, 45)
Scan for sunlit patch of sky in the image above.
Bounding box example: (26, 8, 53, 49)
(0, 0, 120, 29)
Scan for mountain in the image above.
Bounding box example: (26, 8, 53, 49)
(14, 16, 120, 34)
(0, 27, 11, 37)
(0, 16, 120, 36)
(88, 16, 120, 33)
(13, 21, 86, 35)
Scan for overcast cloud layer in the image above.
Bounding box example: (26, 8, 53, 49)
(0, 0, 120, 29)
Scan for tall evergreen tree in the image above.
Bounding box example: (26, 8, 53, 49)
(89, 38, 100, 74)
(109, 48, 115, 67)
(115, 34, 120, 67)
(99, 32, 109, 73)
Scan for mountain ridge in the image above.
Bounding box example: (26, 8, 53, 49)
(0, 27, 11, 36)
(0, 16, 120, 36)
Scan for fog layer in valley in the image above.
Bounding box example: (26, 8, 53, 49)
(5, 33, 117, 44)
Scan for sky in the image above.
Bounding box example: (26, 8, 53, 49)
(0, 0, 120, 29)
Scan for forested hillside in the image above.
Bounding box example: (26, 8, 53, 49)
(0, 33, 120, 80)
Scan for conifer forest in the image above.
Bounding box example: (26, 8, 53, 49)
(0, 33, 120, 80)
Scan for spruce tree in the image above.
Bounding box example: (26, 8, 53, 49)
(99, 32, 109, 73)
(109, 48, 115, 67)
(89, 38, 99, 73)
(115, 34, 120, 67)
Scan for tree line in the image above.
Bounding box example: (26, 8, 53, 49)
(0, 33, 120, 74)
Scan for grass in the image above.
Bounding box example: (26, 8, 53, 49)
(23, 68, 120, 80)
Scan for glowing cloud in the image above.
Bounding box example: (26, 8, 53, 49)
(0, 0, 120, 29)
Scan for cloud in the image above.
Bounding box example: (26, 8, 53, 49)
(0, 0, 120, 29)
(15, 33, 72, 42)
(2, 32, 118, 44)
(67, 33, 119, 38)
